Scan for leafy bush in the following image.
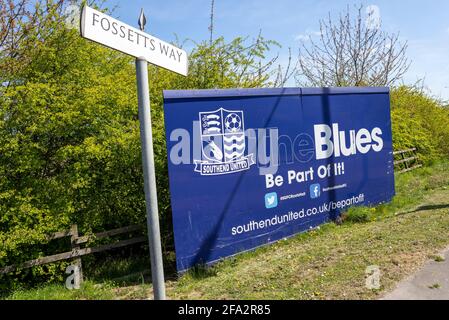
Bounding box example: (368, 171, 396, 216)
(390, 86, 449, 163)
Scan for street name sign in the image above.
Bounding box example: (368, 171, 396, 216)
(80, 5, 188, 76)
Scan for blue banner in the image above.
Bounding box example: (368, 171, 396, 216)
(163, 87, 395, 272)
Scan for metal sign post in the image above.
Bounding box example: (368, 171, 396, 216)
(136, 55, 166, 300)
(135, 9, 166, 300)
(80, 5, 189, 300)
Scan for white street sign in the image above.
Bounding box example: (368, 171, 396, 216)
(80, 5, 188, 76)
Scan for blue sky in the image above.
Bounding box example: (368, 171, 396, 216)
(102, 0, 449, 100)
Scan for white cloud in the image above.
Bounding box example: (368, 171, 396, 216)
(366, 5, 381, 30)
(294, 30, 321, 42)
(295, 34, 310, 42)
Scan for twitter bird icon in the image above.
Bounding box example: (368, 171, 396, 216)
(264, 192, 278, 209)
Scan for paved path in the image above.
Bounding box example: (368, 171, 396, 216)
(382, 246, 449, 300)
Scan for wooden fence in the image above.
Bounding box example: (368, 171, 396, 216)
(0, 224, 147, 282)
(393, 148, 422, 173)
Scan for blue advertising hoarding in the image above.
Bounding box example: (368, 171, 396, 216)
(163, 87, 395, 272)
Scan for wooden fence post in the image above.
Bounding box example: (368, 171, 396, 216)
(70, 224, 83, 285)
(401, 152, 408, 170)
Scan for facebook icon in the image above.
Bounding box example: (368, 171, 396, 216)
(310, 184, 321, 199)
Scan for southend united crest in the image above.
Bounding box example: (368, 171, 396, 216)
(194, 108, 255, 176)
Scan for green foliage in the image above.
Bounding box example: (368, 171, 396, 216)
(0, 3, 142, 290)
(390, 86, 449, 163)
(342, 207, 371, 223)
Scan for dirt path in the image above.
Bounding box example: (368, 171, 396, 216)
(382, 246, 449, 300)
